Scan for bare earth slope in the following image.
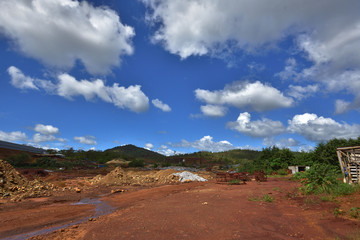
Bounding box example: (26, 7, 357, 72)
(14, 178, 359, 240)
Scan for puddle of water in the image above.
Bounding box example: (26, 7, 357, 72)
(2, 198, 115, 240)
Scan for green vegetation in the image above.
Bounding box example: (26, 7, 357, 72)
(228, 179, 241, 185)
(248, 194, 274, 203)
(349, 207, 360, 219)
(5, 153, 32, 167)
(128, 159, 145, 168)
(293, 163, 358, 196)
(4, 136, 360, 174)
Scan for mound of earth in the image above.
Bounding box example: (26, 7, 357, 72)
(92, 167, 214, 186)
(0, 159, 57, 201)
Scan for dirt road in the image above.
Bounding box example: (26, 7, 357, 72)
(1, 178, 360, 240)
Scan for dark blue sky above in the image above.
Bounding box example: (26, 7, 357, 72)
(0, 0, 359, 155)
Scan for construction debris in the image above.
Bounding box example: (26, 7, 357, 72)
(173, 171, 207, 182)
(0, 159, 57, 201)
(92, 167, 213, 186)
(216, 172, 249, 184)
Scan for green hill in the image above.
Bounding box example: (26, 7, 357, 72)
(106, 144, 165, 161)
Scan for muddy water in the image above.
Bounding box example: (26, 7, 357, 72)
(2, 198, 115, 240)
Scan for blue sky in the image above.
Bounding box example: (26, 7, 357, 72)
(1, 0, 360, 155)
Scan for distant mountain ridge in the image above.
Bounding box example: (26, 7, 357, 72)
(106, 144, 165, 160)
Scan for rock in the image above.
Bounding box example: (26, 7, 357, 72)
(74, 187, 81, 193)
(111, 189, 125, 194)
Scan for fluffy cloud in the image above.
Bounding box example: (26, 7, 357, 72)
(152, 99, 171, 112)
(275, 58, 298, 81)
(172, 135, 237, 152)
(200, 105, 227, 117)
(195, 81, 293, 112)
(7, 66, 39, 90)
(34, 124, 59, 135)
(287, 84, 319, 100)
(0, 0, 135, 74)
(8, 66, 150, 113)
(0, 131, 28, 142)
(227, 112, 286, 138)
(143, 0, 358, 59)
(288, 113, 360, 142)
(263, 137, 300, 149)
(74, 136, 97, 145)
(32, 133, 66, 143)
(335, 99, 352, 115)
(145, 143, 154, 150)
(144, 0, 360, 112)
(157, 145, 176, 156)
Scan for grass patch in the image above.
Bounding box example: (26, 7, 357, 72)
(263, 194, 274, 202)
(228, 179, 241, 185)
(349, 207, 360, 219)
(248, 194, 274, 203)
(333, 207, 345, 217)
(320, 195, 333, 202)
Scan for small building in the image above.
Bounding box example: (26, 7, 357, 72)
(288, 165, 310, 174)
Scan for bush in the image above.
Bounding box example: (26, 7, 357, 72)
(35, 157, 61, 168)
(128, 159, 145, 168)
(294, 163, 358, 196)
(277, 169, 289, 175)
(5, 153, 31, 167)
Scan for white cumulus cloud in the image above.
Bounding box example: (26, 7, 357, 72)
(200, 105, 227, 118)
(287, 84, 319, 100)
(34, 124, 59, 135)
(7, 66, 39, 90)
(263, 137, 300, 149)
(143, 0, 359, 59)
(227, 112, 286, 138)
(145, 143, 154, 150)
(74, 136, 97, 145)
(172, 135, 237, 152)
(8, 66, 150, 113)
(195, 81, 293, 112)
(32, 133, 66, 143)
(157, 145, 176, 156)
(0, 0, 135, 74)
(0, 131, 28, 142)
(288, 113, 360, 142)
(152, 99, 171, 112)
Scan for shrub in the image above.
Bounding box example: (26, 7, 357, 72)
(277, 169, 289, 175)
(128, 159, 145, 168)
(5, 153, 31, 167)
(349, 207, 360, 219)
(35, 157, 61, 168)
(263, 194, 274, 202)
(294, 163, 358, 196)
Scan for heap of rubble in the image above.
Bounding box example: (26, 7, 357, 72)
(0, 159, 57, 201)
(92, 167, 214, 186)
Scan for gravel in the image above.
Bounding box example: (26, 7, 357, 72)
(172, 171, 207, 182)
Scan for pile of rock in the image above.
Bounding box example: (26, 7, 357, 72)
(92, 167, 213, 186)
(0, 159, 57, 201)
(92, 167, 180, 186)
(172, 171, 208, 182)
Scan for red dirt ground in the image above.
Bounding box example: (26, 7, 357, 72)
(1, 177, 360, 240)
